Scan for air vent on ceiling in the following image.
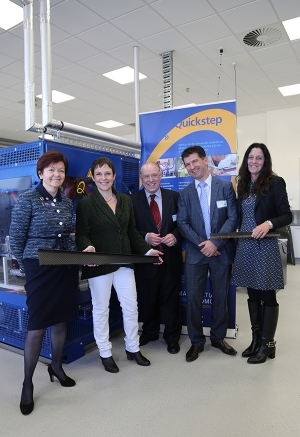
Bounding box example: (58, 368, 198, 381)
(243, 27, 282, 47)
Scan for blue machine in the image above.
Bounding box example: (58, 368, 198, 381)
(0, 139, 140, 363)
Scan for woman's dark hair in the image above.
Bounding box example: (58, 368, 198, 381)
(36, 150, 68, 178)
(91, 157, 115, 176)
(236, 142, 275, 198)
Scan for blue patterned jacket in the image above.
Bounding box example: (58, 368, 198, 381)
(9, 183, 76, 270)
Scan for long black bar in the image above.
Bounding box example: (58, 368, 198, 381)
(210, 232, 282, 239)
(38, 249, 159, 266)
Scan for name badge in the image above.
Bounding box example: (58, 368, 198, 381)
(172, 214, 177, 222)
(217, 200, 227, 208)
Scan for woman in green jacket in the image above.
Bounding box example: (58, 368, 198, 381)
(76, 157, 162, 373)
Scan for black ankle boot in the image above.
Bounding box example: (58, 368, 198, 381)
(248, 304, 279, 364)
(125, 350, 151, 366)
(242, 300, 262, 358)
(100, 356, 119, 373)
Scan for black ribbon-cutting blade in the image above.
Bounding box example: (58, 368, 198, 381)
(210, 232, 282, 239)
(38, 249, 159, 266)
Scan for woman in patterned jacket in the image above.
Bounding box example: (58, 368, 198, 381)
(10, 151, 79, 415)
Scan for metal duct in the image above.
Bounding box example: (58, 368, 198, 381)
(134, 46, 140, 143)
(44, 120, 141, 150)
(22, 0, 37, 131)
(22, 0, 141, 152)
(40, 0, 53, 127)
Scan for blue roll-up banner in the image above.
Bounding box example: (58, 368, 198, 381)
(140, 100, 237, 338)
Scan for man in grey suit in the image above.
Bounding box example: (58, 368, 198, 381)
(177, 146, 238, 362)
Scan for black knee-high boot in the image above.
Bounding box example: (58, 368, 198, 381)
(242, 300, 262, 358)
(247, 304, 279, 364)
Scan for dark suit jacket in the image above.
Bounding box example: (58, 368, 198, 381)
(237, 176, 292, 230)
(76, 187, 150, 279)
(178, 177, 238, 265)
(131, 188, 182, 279)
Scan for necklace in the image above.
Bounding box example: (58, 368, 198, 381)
(105, 195, 113, 202)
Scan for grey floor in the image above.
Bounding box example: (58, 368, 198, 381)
(1, 264, 300, 437)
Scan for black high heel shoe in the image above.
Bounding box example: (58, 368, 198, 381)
(48, 365, 76, 387)
(20, 383, 34, 415)
(125, 350, 151, 366)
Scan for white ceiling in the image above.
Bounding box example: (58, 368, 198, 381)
(1, 0, 300, 147)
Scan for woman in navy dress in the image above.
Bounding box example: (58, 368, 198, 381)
(10, 151, 78, 415)
(232, 143, 292, 364)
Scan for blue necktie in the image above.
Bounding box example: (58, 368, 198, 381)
(198, 182, 210, 239)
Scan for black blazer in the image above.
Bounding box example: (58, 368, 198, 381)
(131, 188, 183, 279)
(237, 176, 292, 230)
(76, 187, 150, 279)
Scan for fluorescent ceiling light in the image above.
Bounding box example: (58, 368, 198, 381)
(0, 0, 23, 30)
(36, 90, 75, 103)
(102, 66, 147, 84)
(278, 83, 300, 96)
(96, 120, 124, 128)
(282, 17, 300, 41)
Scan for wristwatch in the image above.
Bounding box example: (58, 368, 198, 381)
(266, 220, 273, 229)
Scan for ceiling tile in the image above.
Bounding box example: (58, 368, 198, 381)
(270, 0, 300, 21)
(0, 71, 23, 88)
(51, 0, 105, 35)
(238, 78, 274, 93)
(0, 53, 17, 69)
(35, 52, 72, 71)
(198, 36, 246, 61)
(291, 40, 300, 58)
(78, 53, 124, 75)
(173, 47, 210, 69)
(178, 15, 232, 45)
(55, 64, 98, 82)
(271, 73, 300, 87)
(81, 75, 118, 92)
(0, 88, 24, 103)
(0, 33, 24, 60)
(151, 0, 215, 26)
(111, 6, 171, 40)
(220, 0, 278, 34)
(77, 23, 134, 51)
(52, 37, 100, 63)
(208, 0, 257, 13)
(140, 29, 192, 54)
(261, 59, 300, 78)
(183, 62, 221, 81)
(107, 43, 157, 65)
(234, 66, 267, 82)
(250, 42, 296, 66)
(78, 0, 145, 21)
(139, 57, 164, 77)
(250, 88, 286, 105)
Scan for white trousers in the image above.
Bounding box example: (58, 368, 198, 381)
(88, 267, 140, 358)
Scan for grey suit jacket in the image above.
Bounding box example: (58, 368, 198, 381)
(177, 177, 238, 265)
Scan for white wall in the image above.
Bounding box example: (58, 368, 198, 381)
(237, 107, 300, 210)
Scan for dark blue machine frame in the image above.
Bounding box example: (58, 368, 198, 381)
(0, 140, 141, 363)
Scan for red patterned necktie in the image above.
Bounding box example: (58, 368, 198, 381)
(150, 194, 162, 233)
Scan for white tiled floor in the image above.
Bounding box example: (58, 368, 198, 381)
(1, 264, 300, 437)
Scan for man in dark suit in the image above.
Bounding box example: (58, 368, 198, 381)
(177, 146, 238, 362)
(131, 162, 183, 354)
